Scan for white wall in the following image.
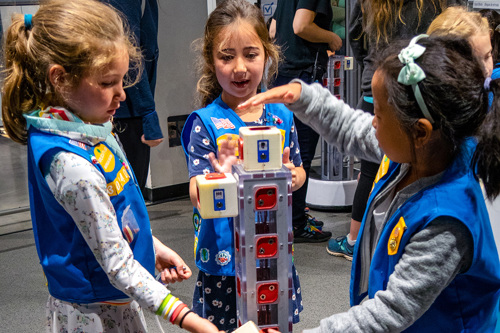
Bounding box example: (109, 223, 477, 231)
(147, 1, 207, 198)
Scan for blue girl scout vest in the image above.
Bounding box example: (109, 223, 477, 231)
(27, 127, 155, 303)
(350, 140, 500, 332)
(181, 96, 293, 276)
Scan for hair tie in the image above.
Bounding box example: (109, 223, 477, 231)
(397, 34, 435, 124)
(24, 14, 32, 30)
(496, 24, 500, 33)
(484, 77, 492, 91)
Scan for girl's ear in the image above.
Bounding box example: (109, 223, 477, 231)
(48, 65, 67, 90)
(413, 118, 433, 149)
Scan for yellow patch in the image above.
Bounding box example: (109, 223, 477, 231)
(216, 134, 240, 157)
(194, 237, 198, 258)
(388, 217, 407, 255)
(94, 144, 115, 172)
(106, 166, 130, 196)
(278, 128, 286, 152)
(371, 155, 391, 192)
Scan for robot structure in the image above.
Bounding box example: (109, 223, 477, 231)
(195, 126, 293, 333)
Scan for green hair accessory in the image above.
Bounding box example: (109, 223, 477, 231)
(397, 34, 435, 124)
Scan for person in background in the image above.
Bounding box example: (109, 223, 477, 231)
(181, 0, 306, 330)
(331, 0, 346, 55)
(1, 1, 220, 331)
(480, 9, 500, 108)
(240, 34, 500, 332)
(327, 0, 462, 261)
(103, 0, 164, 195)
(268, 0, 342, 243)
(427, 6, 493, 78)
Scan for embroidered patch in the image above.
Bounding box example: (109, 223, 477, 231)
(215, 250, 231, 266)
(211, 117, 235, 129)
(94, 144, 115, 172)
(373, 155, 391, 186)
(69, 139, 87, 150)
(388, 216, 407, 255)
(193, 212, 201, 232)
(200, 248, 210, 263)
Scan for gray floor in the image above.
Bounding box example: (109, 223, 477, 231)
(0, 199, 353, 332)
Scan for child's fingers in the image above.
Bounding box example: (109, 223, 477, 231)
(282, 147, 291, 164)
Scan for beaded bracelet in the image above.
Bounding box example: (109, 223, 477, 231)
(179, 310, 194, 329)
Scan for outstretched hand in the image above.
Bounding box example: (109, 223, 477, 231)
(208, 136, 238, 173)
(238, 83, 302, 110)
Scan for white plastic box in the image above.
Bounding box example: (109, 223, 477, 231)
(195, 172, 238, 219)
(239, 126, 282, 172)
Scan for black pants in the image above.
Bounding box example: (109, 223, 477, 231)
(273, 73, 320, 230)
(114, 118, 150, 193)
(351, 98, 381, 222)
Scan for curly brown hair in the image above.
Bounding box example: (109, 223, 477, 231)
(1, 0, 141, 144)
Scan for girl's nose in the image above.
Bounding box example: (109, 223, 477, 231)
(234, 57, 247, 74)
(116, 83, 126, 102)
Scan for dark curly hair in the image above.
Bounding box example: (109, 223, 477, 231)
(376, 35, 499, 199)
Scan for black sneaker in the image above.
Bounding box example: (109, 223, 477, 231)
(305, 212, 324, 229)
(294, 223, 332, 243)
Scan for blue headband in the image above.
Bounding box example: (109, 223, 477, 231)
(397, 34, 435, 124)
(24, 14, 32, 30)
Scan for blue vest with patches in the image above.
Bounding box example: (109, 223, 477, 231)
(27, 127, 155, 303)
(350, 140, 500, 332)
(181, 96, 293, 276)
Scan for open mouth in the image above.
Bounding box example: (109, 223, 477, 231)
(233, 80, 250, 88)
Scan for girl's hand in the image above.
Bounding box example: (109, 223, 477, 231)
(175, 309, 223, 333)
(282, 147, 297, 189)
(209, 137, 238, 173)
(153, 236, 192, 284)
(238, 83, 302, 109)
(141, 134, 164, 147)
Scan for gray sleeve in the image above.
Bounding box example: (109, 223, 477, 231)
(303, 218, 473, 333)
(287, 80, 383, 163)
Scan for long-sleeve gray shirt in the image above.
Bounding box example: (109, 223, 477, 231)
(288, 81, 473, 332)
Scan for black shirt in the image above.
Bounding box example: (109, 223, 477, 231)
(273, 0, 333, 77)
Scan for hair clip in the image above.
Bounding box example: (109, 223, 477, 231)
(24, 14, 33, 30)
(495, 24, 500, 33)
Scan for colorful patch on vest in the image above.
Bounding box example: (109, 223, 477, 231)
(211, 117, 235, 130)
(215, 250, 231, 266)
(94, 144, 116, 172)
(388, 216, 407, 255)
(193, 212, 201, 232)
(194, 237, 198, 258)
(278, 129, 286, 152)
(372, 155, 391, 190)
(106, 165, 131, 196)
(68, 139, 87, 150)
(216, 134, 240, 157)
(200, 248, 210, 263)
